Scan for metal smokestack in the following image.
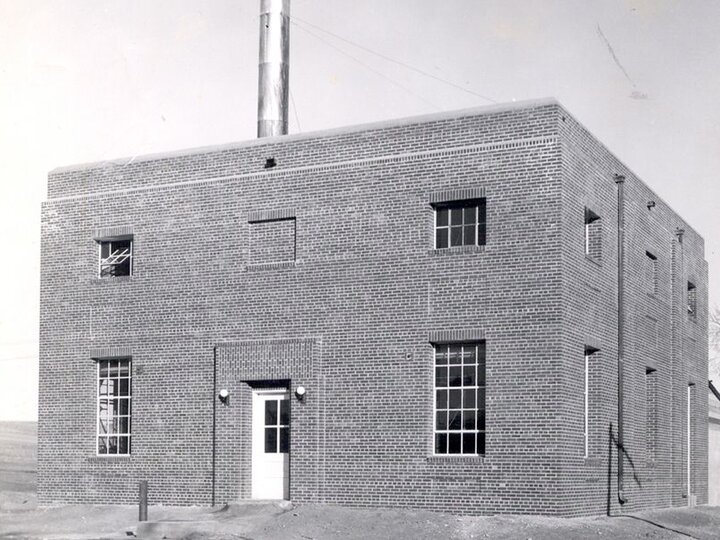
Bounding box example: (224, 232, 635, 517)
(258, 0, 290, 138)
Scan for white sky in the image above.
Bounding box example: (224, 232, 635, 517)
(1, 0, 718, 421)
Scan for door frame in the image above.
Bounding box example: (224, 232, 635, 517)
(251, 387, 290, 500)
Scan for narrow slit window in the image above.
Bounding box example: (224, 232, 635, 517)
(584, 346, 599, 457)
(584, 208, 601, 260)
(687, 282, 697, 319)
(646, 367, 657, 461)
(645, 251, 658, 295)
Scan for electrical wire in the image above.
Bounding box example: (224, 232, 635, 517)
(292, 21, 441, 110)
(0, 354, 36, 363)
(291, 15, 497, 104)
(290, 88, 302, 132)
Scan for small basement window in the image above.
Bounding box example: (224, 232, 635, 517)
(434, 199, 486, 249)
(584, 208, 601, 261)
(99, 238, 133, 278)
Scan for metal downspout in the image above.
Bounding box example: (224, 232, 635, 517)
(212, 346, 217, 506)
(615, 174, 627, 505)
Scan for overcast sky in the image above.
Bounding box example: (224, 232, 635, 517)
(1, 0, 718, 421)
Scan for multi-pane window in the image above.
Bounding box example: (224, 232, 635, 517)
(434, 199, 486, 249)
(584, 208, 601, 260)
(99, 238, 133, 277)
(687, 282, 697, 319)
(264, 397, 289, 453)
(434, 342, 485, 455)
(97, 359, 132, 455)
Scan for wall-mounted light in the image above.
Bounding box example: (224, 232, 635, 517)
(647, 200, 656, 210)
(295, 386, 306, 401)
(219, 389, 229, 404)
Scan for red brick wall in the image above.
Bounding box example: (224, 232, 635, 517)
(39, 100, 707, 516)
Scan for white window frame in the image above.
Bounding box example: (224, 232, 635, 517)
(96, 358, 132, 456)
(433, 199, 486, 249)
(98, 237, 133, 278)
(433, 342, 485, 456)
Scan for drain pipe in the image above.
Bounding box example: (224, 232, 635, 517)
(615, 174, 627, 505)
(212, 346, 217, 507)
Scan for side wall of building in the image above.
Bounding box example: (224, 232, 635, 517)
(40, 103, 571, 515)
(557, 110, 708, 516)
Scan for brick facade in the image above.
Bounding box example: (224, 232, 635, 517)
(39, 98, 708, 516)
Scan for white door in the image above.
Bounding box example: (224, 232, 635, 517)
(251, 389, 290, 499)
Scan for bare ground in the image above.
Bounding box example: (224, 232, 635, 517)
(2, 422, 720, 540)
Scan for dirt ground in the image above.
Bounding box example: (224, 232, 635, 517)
(2, 422, 720, 540)
(2, 498, 720, 540)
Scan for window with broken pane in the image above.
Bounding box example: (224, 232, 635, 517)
(434, 342, 485, 455)
(97, 359, 131, 455)
(99, 238, 133, 277)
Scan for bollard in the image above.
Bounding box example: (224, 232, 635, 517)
(139, 480, 148, 522)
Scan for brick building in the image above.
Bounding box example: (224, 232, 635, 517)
(39, 98, 708, 516)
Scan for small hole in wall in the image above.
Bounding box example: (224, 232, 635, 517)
(265, 157, 277, 169)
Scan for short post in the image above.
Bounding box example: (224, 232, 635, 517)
(138, 480, 148, 522)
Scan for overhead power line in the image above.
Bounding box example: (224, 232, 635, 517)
(292, 21, 441, 110)
(0, 354, 36, 363)
(291, 15, 497, 105)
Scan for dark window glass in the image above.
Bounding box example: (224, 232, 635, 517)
(451, 208, 463, 226)
(449, 366, 462, 386)
(463, 388, 475, 408)
(450, 227, 463, 247)
(436, 208, 448, 227)
(463, 365, 475, 385)
(435, 366, 448, 387)
(463, 410, 476, 430)
(449, 389, 462, 409)
(448, 433, 462, 453)
(265, 400, 278, 426)
(448, 410, 462, 430)
(435, 433, 447, 454)
(434, 199, 486, 249)
(463, 432, 476, 454)
(433, 342, 485, 455)
(436, 389, 447, 409)
(265, 427, 277, 453)
(436, 229, 448, 248)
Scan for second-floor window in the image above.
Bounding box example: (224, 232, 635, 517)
(434, 199, 486, 249)
(99, 238, 133, 277)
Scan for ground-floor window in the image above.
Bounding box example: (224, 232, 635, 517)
(434, 342, 485, 455)
(97, 359, 132, 455)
